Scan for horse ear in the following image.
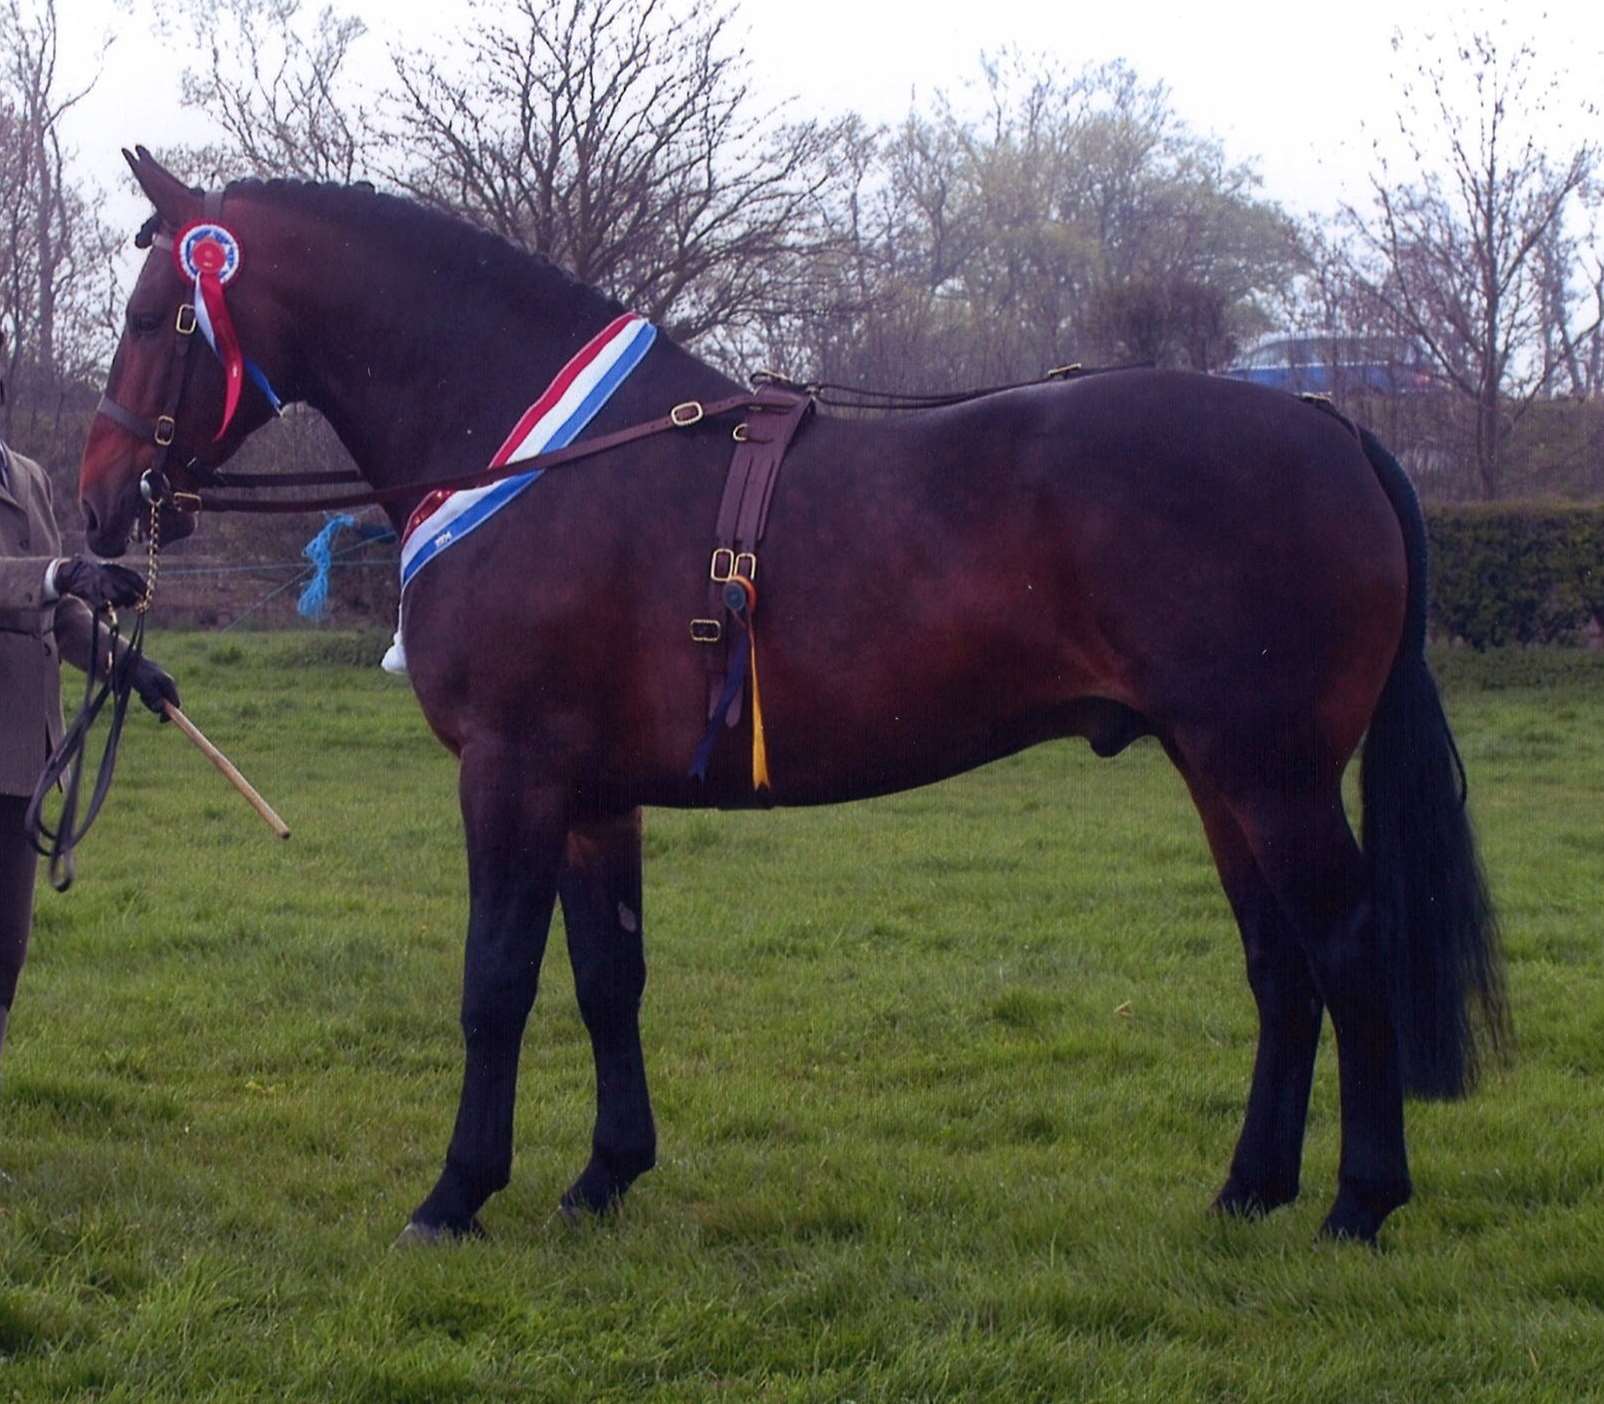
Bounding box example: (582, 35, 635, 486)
(124, 145, 200, 227)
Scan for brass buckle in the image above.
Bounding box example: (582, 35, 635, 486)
(733, 551, 756, 580)
(671, 401, 704, 428)
(710, 547, 735, 581)
(1045, 363, 1083, 380)
(689, 619, 722, 643)
(154, 416, 176, 446)
(169, 490, 203, 514)
(175, 304, 197, 335)
(732, 422, 749, 442)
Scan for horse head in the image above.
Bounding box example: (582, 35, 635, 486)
(80, 147, 295, 556)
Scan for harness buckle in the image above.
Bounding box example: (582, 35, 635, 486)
(710, 547, 735, 582)
(733, 552, 756, 581)
(689, 619, 723, 644)
(154, 416, 176, 446)
(175, 304, 197, 335)
(671, 401, 704, 428)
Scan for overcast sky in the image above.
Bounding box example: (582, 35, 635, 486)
(58, 0, 1604, 260)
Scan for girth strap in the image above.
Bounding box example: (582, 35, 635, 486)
(699, 388, 813, 725)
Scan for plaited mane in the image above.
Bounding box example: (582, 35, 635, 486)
(222, 178, 627, 324)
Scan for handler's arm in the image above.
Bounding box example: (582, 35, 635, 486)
(49, 591, 110, 675)
(51, 596, 180, 718)
(0, 555, 69, 611)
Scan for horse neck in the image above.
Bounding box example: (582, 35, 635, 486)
(274, 222, 738, 525)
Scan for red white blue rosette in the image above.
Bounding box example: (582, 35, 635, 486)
(173, 220, 256, 439)
(174, 222, 242, 286)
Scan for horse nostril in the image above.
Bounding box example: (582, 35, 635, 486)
(82, 502, 99, 537)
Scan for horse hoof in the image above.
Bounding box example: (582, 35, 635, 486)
(1212, 1177, 1298, 1219)
(553, 1200, 585, 1230)
(559, 1164, 630, 1220)
(393, 1216, 485, 1248)
(1317, 1208, 1384, 1247)
(1318, 1177, 1409, 1245)
(556, 1188, 619, 1223)
(1317, 1218, 1382, 1247)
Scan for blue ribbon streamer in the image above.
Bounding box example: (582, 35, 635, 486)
(297, 514, 396, 620)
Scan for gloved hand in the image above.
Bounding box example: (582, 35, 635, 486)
(128, 657, 181, 720)
(51, 556, 146, 610)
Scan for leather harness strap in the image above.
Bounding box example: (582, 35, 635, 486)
(696, 387, 813, 724)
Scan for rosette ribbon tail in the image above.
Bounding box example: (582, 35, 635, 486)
(192, 274, 245, 440)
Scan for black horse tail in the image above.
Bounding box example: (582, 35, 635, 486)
(1357, 427, 1509, 1099)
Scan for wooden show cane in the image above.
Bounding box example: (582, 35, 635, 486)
(162, 702, 291, 840)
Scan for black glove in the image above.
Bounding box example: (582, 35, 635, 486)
(52, 556, 146, 610)
(129, 657, 181, 720)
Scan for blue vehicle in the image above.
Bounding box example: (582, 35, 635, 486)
(1221, 333, 1434, 395)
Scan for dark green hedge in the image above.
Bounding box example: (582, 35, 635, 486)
(1426, 505, 1604, 649)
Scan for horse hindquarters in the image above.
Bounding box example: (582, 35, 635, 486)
(1177, 426, 1506, 1242)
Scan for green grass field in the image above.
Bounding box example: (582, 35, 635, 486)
(2, 633, 1602, 1401)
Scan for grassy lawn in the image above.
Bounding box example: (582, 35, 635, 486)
(2, 633, 1602, 1401)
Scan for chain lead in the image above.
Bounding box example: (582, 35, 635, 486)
(139, 498, 160, 615)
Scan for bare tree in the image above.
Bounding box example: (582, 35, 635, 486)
(1340, 26, 1600, 498)
(385, 0, 859, 345)
(0, 0, 118, 440)
(763, 55, 1300, 391)
(169, 0, 374, 184)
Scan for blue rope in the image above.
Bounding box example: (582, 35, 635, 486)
(297, 514, 395, 620)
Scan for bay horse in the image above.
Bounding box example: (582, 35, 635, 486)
(79, 148, 1506, 1246)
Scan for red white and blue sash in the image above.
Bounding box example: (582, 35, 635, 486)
(398, 313, 657, 592)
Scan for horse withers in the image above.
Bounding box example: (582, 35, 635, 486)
(77, 147, 1507, 1246)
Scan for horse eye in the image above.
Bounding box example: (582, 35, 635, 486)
(128, 310, 163, 336)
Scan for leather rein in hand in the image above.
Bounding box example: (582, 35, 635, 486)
(24, 594, 151, 893)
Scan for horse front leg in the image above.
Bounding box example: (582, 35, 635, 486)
(557, 809, 656, 1216)
(404, 745, 567, 1241)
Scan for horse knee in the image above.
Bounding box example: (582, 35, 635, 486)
(459, 960, 540, 1043)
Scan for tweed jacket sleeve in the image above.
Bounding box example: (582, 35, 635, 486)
(0, 445, 108, 793)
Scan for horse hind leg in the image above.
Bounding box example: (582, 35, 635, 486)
(556, 809, 657, 1217)
(1178, 765, 1324, 1219)
(1224, 781, 1412, 1242)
